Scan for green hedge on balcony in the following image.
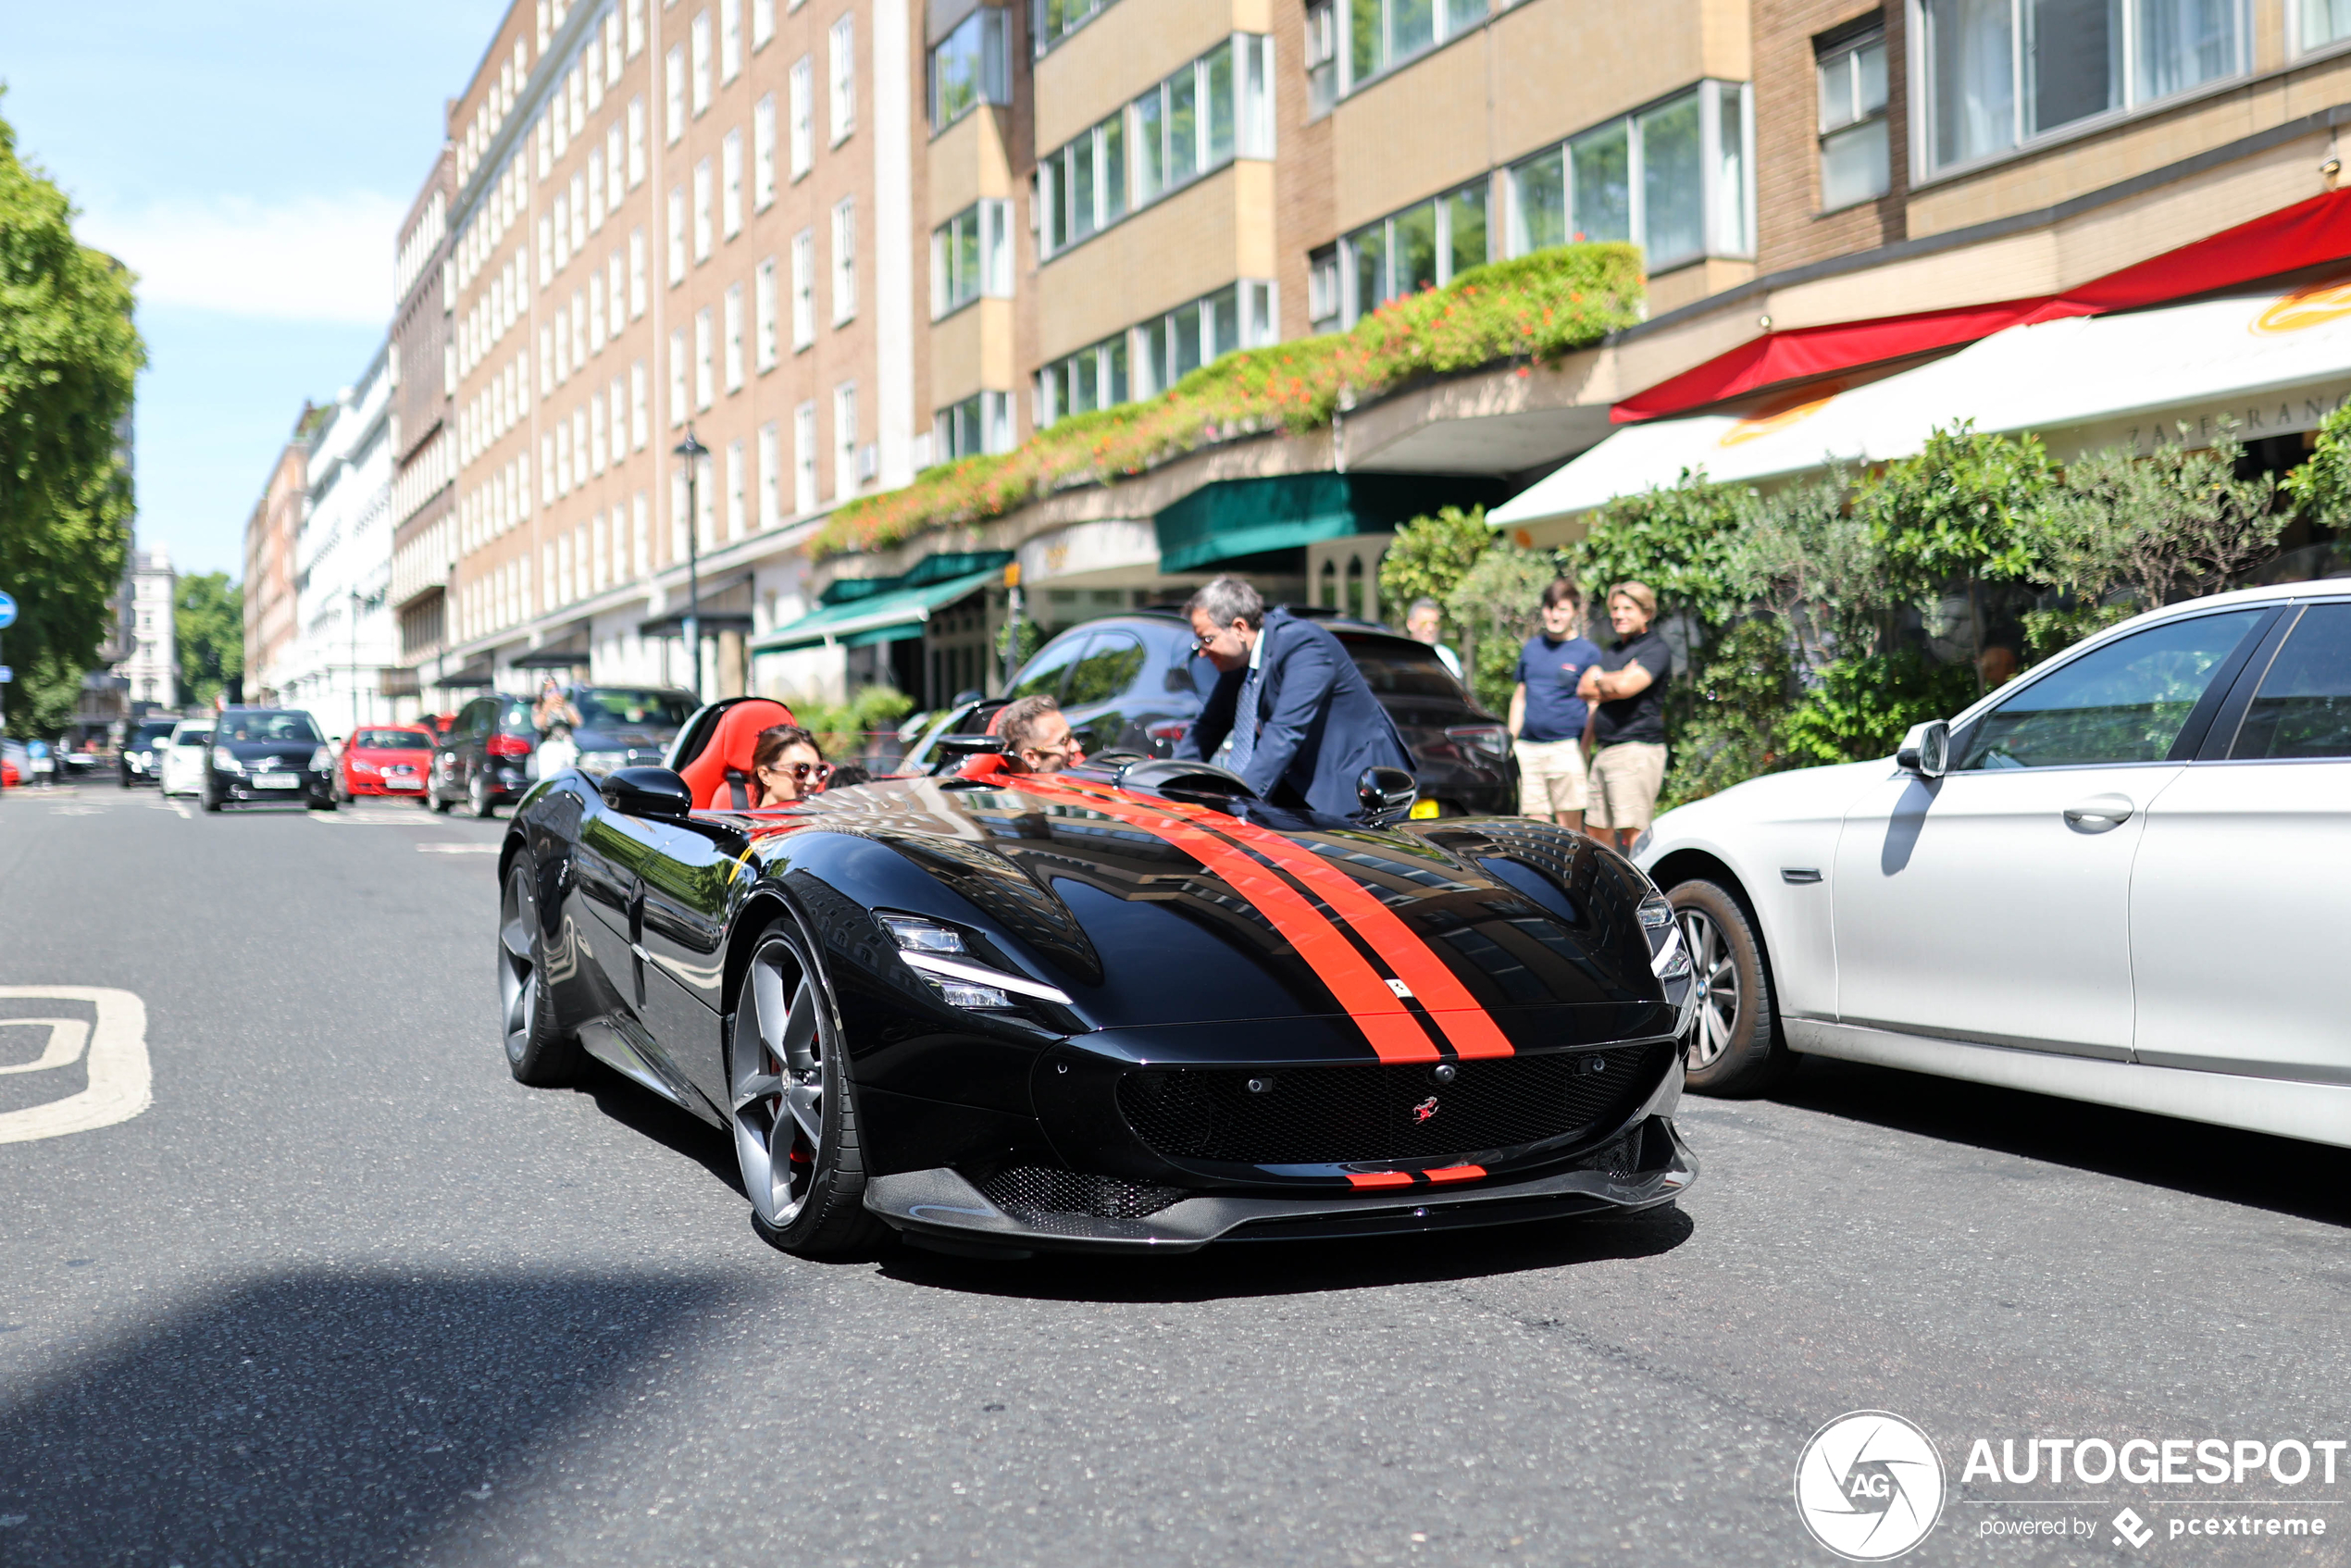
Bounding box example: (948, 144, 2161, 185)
(812, 243, 1645, 560)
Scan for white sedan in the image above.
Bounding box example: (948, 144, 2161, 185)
(158, 720, 212, 797)
(1636, 579, 2351, 1149)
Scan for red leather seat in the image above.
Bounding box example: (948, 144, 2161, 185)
(957, 750, 1009, 780)
(678, 698, 798, 811)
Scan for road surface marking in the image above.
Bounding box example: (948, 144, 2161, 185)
(0, 989, 151, 1145)
(418, 841, 500, 853)
(0, 1018, 89, 1076)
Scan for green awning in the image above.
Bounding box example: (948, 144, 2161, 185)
(750, 567, 1000, 653)
(1153, 474, 1511, 574)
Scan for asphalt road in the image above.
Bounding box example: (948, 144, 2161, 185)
(2, 778, 2346, 1568)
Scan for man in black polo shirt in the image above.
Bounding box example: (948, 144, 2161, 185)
(1577, 581, 1672, 850)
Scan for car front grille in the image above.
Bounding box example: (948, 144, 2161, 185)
(976, 1164, 1187, 1223)
(1115, 1044, 1667, 1168)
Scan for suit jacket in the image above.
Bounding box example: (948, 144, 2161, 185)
(1176, 608, 1414, 816)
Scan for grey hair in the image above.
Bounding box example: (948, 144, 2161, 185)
(1409, 597, 1441, 616)
(1185, 576, 1265, 630)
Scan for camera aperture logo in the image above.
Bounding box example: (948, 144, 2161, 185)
(1796, 1411, 1947, 1561)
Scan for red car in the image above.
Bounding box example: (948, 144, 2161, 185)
(336, 727, 437, 802)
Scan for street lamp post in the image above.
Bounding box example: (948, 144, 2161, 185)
(348, 587, 362, 737)
(673, 427, 709, 701)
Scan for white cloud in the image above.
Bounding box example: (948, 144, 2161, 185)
(78, 192, 406, 326)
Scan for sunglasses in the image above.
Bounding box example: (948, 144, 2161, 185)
(763, 760, 832, 784)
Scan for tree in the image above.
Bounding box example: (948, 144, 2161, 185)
(2035, 425, 2282, 611)
(1442, 540, 1559, 714)
(176, 571, 243, 707)
(2282, 400, 2351, 529)
(1564, 468, 1749, 639)
(0, 102, 144, 738)
(1377, 504, 1494, 641)
(1858, 422, 2057, 592)
(1726, 469, 1893, 672)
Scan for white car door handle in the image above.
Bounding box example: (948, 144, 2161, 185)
(2063, 795, 2134, 831)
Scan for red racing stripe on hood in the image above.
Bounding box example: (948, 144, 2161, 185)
(996, 777, 1441, 1064)
(1051, 779, 1515, 1060)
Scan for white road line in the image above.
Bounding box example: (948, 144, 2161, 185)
(0, 988, 151, 1145)
(417, 841, 501, 854)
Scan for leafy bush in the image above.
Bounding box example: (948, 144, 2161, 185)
(1444, 540, 1562, 714)
(1777, 651, 1981, 769)
(812, 245, 1643, 559)
(1564, 468, 1749, 637)
(1378, 504, 1495, 641)
(788, 684, 914, 763)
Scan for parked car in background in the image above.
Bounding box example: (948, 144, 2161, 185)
(416, 712, 458, 739)
(1, 740, 24, 789)
(159, 720, 214, 796)
(118, 719, 180, 787)
(1636, 580, 2351, 1151)
(557, 685, 700, 776)
(338, 726, 436, 802)
(907, 609, 1516, 816)
(202, 708, 335, 813)
(428, 694, 539, 817)
(58, 744, 98, 777)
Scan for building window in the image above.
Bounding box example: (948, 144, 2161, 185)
(628, 95, 648, 185)
(1818, 28, 1889, 209)
(1345, 0, 1486, 92)
(831, 198, 856, 323)
(1131, 280, 1276, 397)
(833, 381, 859, 495)
(1500, 81, 1749, 277)
(754, 0, 777, 49)
(722, 130, 744, 237)
(1033, 0, 1111, 54)
(629, 225, 649, 315)
(724, 283, 746, 391)
(727, 439, 747, 538)
(794, 401, 819, 509)
(695, 307, 716, 408)
(753, 93, 777, 207)
(829, 18, 856, 143)
(667, 185, 688, 281)
(631, 357, 650, 447)
(1344, 180, 1488, 321)
(755, 257, 780, 368)
(691, 10, 715, 113)
(929, 7, 1011, 129)
(628, 0, 647, 56)
(1039, 111, 1124, 255)
(791, 229, 816, 346)
(1922, 0, 2244, 174)
(790, 56, 814, 177)
(1037, 331, 1128, 426)
(1307, 247, 1340, 333)
(721, 0, 744, 81)
(669, 328, 690, 425)
(693, 159, 715, 260)
(665, 44, 687, 141)
(930, 199, 1013, 317)
(935, 391, 1014, 459)
(758, 420, 782, 524)
(1305, 0, 1337, 117)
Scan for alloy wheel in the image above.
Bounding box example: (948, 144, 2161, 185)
(729, 935, 828, 1230)
(1680, 905, 1740, 1072)
(498, 865, 539, 1064)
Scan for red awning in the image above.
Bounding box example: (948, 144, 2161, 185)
(1612, 188, 2351, 422)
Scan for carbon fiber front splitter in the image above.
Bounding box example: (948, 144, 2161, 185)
(863, 1117, 1698, 1256)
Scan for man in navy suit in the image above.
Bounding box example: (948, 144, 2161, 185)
(1176, 577, 1413, 816)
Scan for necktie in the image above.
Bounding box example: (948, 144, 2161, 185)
(1227, 664, 1262, 776)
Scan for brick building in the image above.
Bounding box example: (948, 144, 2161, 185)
(242, 407, 326, 706)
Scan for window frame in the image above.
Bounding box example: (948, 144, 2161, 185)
(929, 7, 1012, 131)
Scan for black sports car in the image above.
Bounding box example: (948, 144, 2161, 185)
(498, 697, 1699, 1257)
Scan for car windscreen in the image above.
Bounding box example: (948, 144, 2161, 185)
(1342, 636, 1468, 701)
(353, 728, 431, 750)
(574, 688, 695, 728)
(217, 712, 324, 743)
(172, 728, 212, 746)
(131, 722, 179, 747)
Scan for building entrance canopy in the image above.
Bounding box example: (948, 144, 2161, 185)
(1494, 275, 2351, 531)
(752, 566, 1007, 653)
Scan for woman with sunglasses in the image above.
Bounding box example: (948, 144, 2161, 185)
(750, 724, 832, 806)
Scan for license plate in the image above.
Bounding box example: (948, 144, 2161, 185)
(253, 774, 302, 789)
(384, 778, 423, 790)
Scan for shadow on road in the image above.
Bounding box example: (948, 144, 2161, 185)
(1772, 1055, 2351, 1229)
(566, 1056, 745, 1199)
(880, 1202, 1694, 1302)
(0, 1268, 727, 1566)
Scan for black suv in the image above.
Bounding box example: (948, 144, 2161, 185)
(910, 609, 1517, 815)
(202, 708, 334, 812)
(429, 685, 697, 816)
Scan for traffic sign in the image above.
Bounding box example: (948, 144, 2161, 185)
(0, 591, 16, 629)
(0, 666, 12, 684)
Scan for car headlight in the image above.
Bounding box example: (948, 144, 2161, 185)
(309, 746, 334, 771)
(578, 750, 628, 775)
(1630, 828, 1654, 860)
(1637, 893, 1690, 979)
(212, 747, 242, 772)
(352, 758, 379, 776)
(877, 914, 1070, 1011)
(1444, 723, 1511, 761)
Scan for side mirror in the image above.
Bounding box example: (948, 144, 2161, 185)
(1897, 720, 1950, 779)
(935, 734, 1006, 757)
(600, 766, 693, 819)
(1356, 765, 1419, 826)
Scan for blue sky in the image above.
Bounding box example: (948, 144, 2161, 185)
(2, 2, 504, 578)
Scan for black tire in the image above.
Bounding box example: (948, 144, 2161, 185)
(729, 918, 887, 1258)
(1668, 877, 1790, 1097)
(432, 788, 454, 814)
(468, 770, 496, 819)
(499, 859, 581, 1086)
(202, 783, 222, 814)
(309, 795, 337, 812)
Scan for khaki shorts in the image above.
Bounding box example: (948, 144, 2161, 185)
(1586, 741, 1668, 831)
(1514, 736, 1587, 817)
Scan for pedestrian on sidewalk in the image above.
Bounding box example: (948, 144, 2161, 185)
(1508, 578, 1601, 828)
(1577, 582, 1673, 851)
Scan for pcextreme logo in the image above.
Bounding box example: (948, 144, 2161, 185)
(1795, 1411, 1947, 1561)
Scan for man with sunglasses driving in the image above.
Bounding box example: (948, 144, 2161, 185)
(997, 694, 1084, 775)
